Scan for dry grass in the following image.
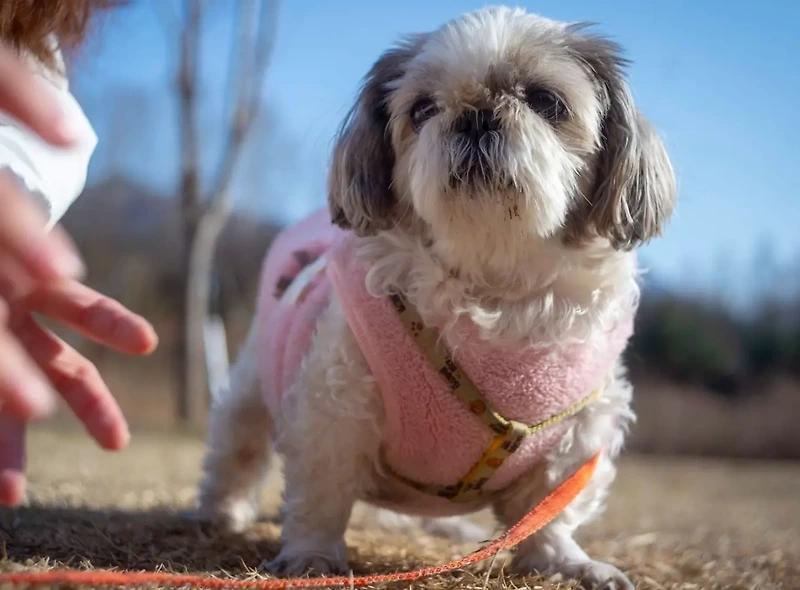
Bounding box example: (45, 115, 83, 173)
(1, 429, 799, 590)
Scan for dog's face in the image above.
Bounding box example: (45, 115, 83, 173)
(329, 7, 675, 268)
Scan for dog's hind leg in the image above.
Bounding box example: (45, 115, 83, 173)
(194, 324, 273, 533)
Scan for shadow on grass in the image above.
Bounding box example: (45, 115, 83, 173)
(0, 505, 276, 573)
(0, 505, 432, 577)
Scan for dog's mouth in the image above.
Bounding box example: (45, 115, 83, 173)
(449, 158, 492, 187)
(447, 158, 515, 192)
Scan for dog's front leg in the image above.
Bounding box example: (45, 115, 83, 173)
(264, 299, 384, 577)
(493, 451, 632, 590)
(265, 441, 367, 576)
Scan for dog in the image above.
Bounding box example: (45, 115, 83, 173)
(195, 6, 675, 589)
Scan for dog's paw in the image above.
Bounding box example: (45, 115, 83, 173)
(560, 561, 633, 590)
(185, 498, 258, 534)
(513, 556, 633, 590)
(262, 541, 348, 577)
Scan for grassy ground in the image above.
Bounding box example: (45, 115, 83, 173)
(1, 429, 799, 589)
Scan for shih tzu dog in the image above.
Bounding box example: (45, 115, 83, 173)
(195, 6, 675, 590)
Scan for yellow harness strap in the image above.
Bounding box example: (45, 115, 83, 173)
(388, 291, 602, 503)
(291, 255, 602, 503)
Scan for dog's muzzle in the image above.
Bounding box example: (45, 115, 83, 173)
(449, 110, 505, 187)
(455, 109, 500, 144)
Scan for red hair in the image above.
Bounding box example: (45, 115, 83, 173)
(0, 0, 122, 69)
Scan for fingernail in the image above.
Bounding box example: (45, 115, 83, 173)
(52, 113, 79, 144)
(91, 309, 156, 354)
(41, 247, 85, 280)
(23, 378, 55, 418)
(53, 248, 86, 279)
(95, 413, 129, 451)
(143, 326, 159, 354)
(44, 95, 80, 145)
(122, 320, 158, 354)
(116, 423, 130, 449)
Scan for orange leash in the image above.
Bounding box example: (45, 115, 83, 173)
(0, 452, 599, 588)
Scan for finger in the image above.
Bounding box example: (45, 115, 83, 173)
(12, 313, 129, 450)
(20, 280, 158, 355)
(0, 174, 86, 282)
(0, 407, 27, 506)
(0, 250, 35, 302)
(0, 44, 76, 146)
(0, 302, 55, 419)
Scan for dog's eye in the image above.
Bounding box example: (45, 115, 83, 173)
(525, 88, 567, 122)
(410, 97, 439, 131)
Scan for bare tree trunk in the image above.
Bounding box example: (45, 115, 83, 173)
(174, 0, 279, 426)
(176, 0, 203, 425)
(185, 189, 231, 416)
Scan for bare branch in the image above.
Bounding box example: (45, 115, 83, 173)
(220, 0, 252, 133)
(175, 0, 205, 424)
(181, 0, 281, 424)
(211, 0, 280, 205)
(179, 0, 203, 217)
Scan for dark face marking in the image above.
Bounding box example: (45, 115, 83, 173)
(448, 111, 504, 189)
(453, 109, 501, 144)
(328, 34, 429, 236)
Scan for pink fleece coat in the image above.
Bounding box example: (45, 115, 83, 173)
(256, 208, 634, 500)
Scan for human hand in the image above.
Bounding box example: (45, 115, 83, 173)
(0, 43, 158, 506)
(0, 43, 80, 147)
(0, 42, 94, 422)
(0, 280, 158, 505)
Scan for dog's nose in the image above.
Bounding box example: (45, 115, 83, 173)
(456, 109, 500, 142)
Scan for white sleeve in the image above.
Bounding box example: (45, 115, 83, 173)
(0, 57, 97, 230)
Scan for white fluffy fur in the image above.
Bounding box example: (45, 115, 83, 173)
(195, 7, 675, 590)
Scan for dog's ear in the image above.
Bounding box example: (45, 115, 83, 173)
(328, 35, 425, 236)
(566, 28, 676, 250)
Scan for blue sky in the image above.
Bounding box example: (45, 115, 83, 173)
(72, 1, 800, 298)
